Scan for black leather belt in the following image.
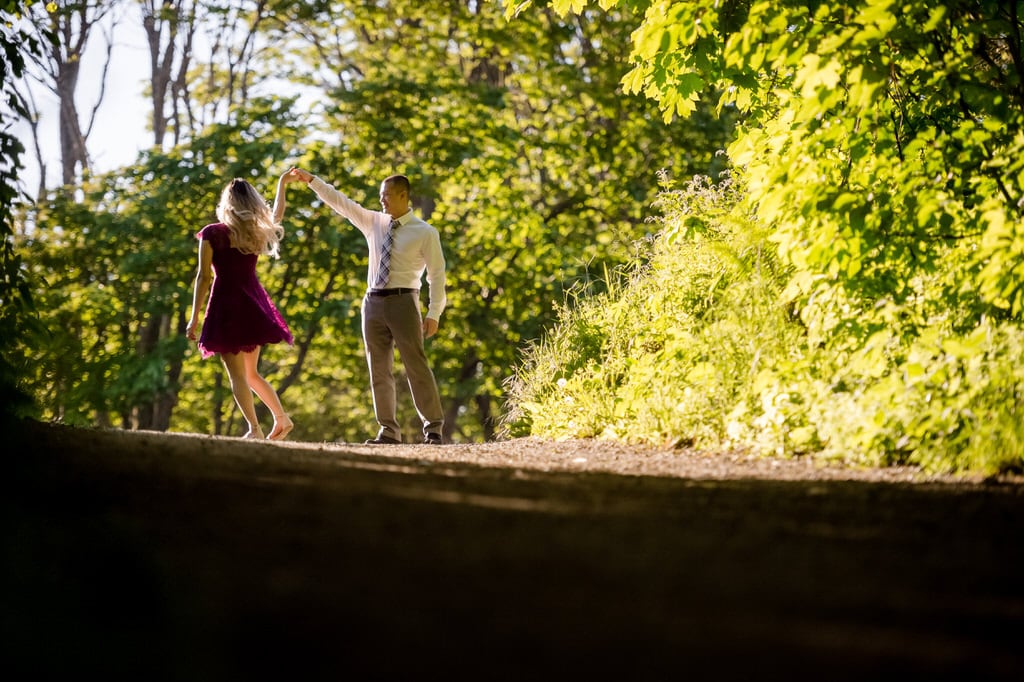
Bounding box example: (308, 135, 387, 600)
(367, 288, 419, 297)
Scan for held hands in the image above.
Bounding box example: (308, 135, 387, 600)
(185, 321, 199, 342)
(283, 167, 313, 184)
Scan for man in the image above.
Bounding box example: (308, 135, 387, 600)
(286, 167, 445, 445)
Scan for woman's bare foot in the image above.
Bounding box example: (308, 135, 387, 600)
(268, 414, 294, 441)
(243, 429, 264, 439)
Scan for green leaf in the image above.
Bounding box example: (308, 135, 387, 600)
(551, 0, 590, 16)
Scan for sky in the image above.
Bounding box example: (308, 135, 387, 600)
(14, 7, 153, 196)
(14, 7, 311, 199)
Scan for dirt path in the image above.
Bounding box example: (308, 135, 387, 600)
(4, 422, 1023, 680)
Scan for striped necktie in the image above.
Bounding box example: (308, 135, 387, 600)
(375, 218, 400, 288)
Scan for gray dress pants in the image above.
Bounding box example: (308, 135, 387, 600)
(361, 291, 444, 441)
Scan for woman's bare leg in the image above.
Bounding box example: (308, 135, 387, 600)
(220, 351, 264, 438)
(243, 348, 293, 440)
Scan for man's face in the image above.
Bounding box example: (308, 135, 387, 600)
(379, 182, 407, 217)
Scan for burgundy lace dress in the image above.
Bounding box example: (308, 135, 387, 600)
(195, 223, 293, 359)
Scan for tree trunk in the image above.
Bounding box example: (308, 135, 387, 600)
(133, 312, 163, 430)
(142, 0, 196, 148)
(154, 312, 181, 431)
(474, 393, 496, 441)
(56, 60, 89, 185)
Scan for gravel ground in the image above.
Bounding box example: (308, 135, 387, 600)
(15, 418, 1018, 486)
(7, 420, 1024, 680)
(265, 433, 1013, 486)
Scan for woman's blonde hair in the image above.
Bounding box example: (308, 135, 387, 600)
(216, 178, 284, 258)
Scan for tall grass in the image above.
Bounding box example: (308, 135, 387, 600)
(502, 172, 1024, 477)
(503, 172, 800, 449)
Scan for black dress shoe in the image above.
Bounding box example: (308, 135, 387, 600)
(423, 433, 442, 445)
(364, 435, 401, 445)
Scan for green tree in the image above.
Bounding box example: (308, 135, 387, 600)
(1, 0, 47, 424)
(270, 0, 732, 440)
(24, 97, 309, 431)
(17, 0, 733, 442)
(511, 0, 1024, 473)
(528, 0, 1024, 325)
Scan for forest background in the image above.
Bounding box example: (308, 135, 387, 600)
(2, 0, 1022, 477)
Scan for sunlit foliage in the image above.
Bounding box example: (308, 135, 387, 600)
(0, 0, 44, 423)
(508, 0, 1024, 474)
(13, 1, 732, 441)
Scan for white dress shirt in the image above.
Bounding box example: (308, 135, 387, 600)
(308, 177, 447, 321)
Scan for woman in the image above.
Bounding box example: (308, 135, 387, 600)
(186, 175, 299, 440)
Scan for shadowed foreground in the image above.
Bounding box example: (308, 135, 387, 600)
(3, 421, 1023, 680)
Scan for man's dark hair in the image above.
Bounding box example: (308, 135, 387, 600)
(385, 174, 410, 195)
